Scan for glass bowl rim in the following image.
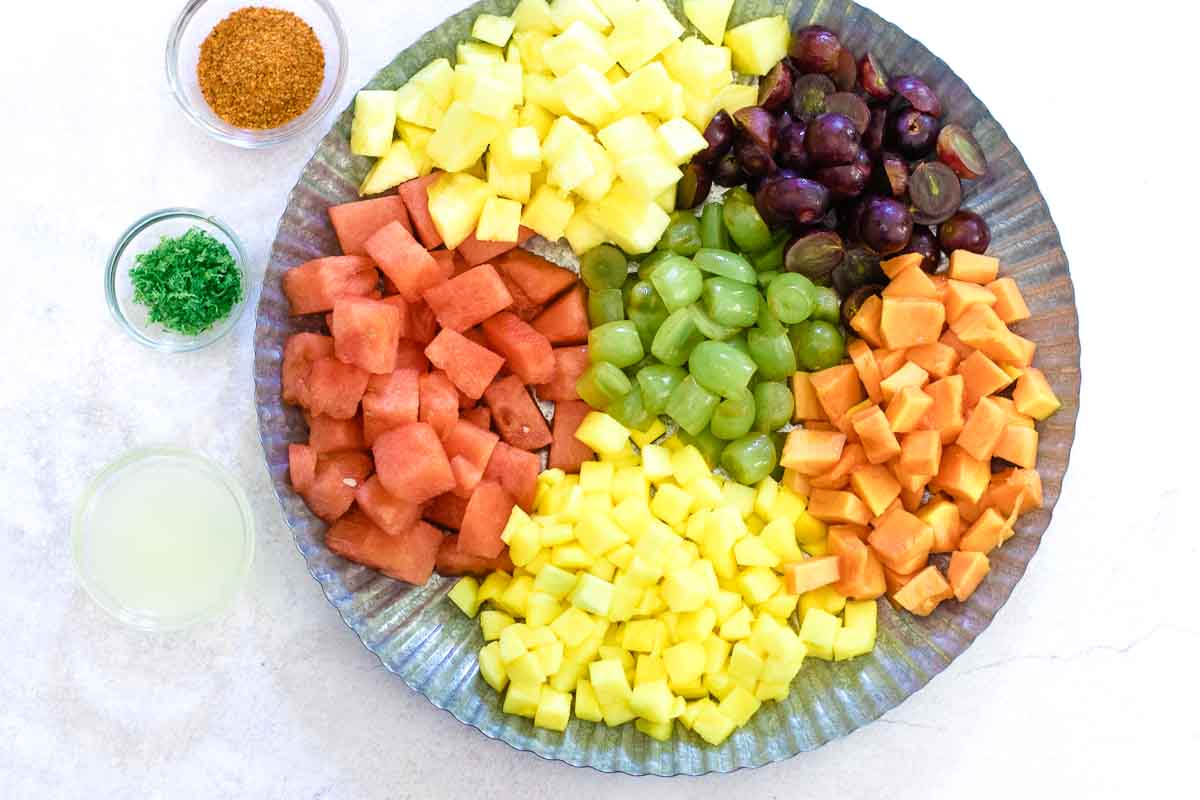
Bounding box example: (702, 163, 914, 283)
(164, 0, 350, 149)
(71, 445, 257, 633)
(104, 207, 249, 353)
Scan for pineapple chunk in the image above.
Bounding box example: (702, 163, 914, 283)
(519, 102, 557, 140)
(570, 572, 615, 615)
(503, 680, 543, 718)
(692, 704, 736, 745)
(557, 65, 620, 127)
(524, 73, 571, 117)
(480, 609, 515, 641)
(513, 31, 552, 74)
(526, 591, 563, 627)
(798, 607, 840, 660)
(407, 58, 455, 108)
(350, 90, 396, 156)
(597, 114, 662, 161)
(733, 535, 781, 568)
(605, 64, 628, 84)
(650, 483, 692, 527)
(724, 16, 791, 76)
(506, 40, 523, 67)
(472, 13, 516, 47)
(476, 196, 522, 243)
(542, 21, 616, 77)
(457, 41, 504, 65)
(547, 144, 598, 194)
(427, 101, 500, 173)
(659, 82, 686, 121)
(447, 576, 481, 617)
(512, 0, 555, 33)
(595, 0, 637, 24)
(565, 208, 608, 253)
(607, 1, 683, 72)
(534, 564, 578, 599)
(587, 180, 671, 254)
(358, 140, 420, 195)
(661, 37, 732, 97)
(394, 82, 446, 130)
(521, 185, 575, 241)
(427, 171, 494, 249)
(656, 118, 709, 164)
(477, 571, 512, 604)
(683, 0, 734, 45)
(486, 156, 533, 203)
(395, 122, 434, 175)
(573, 678, 604, 721)
(574, 412, 631, 455)
(612, 62, 675, 117)
(571, 142, 615, 202)
(454, 63, 523, 119)
(655, 186, 676, 214)
(589, 658, 632, 705)
(478, 642, 509, 691)
(549, 0, 613, 32)
(492, 126, 543, 172)
(676, 607, 717, 641)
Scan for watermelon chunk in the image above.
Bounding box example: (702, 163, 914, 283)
(326, 511, 443, 585)
(362, 368, 420, 445)
(481, 311, 555, 385)
(408, 300, 440, 345)
(332, 298, 402, 375)
(283, 256, 379, 315)
(399, 174, 444, 249)
(306, 413, 365, 454)
(436, 534, 515, 576)
(418, 370, 460, 436)
(394, 340, 430, 371)
(483, 441, 540, 512)
(548, 400, 595, 473)
(534, 345, 589, 403)
(461, 406, 492, 429)
(495, 268, 544, 321)
(494, 249, 578, 304)
(531, 285, 589, 345)
(421, 264, 514, 332)
(484, 375, 553, 450)
(441, 418, 500, 474)
(462, 327, 491, 350)
(354, 475, 422, 536)
(306, 357, 370, 419)
(424, 330, 506, 400)
(373, 422, 457, 504)
(282, 333, 334, 407)
(328, 195, 411, 256)
(288, 443, 317, 492)
(424, 492, 469, 530)
(364, 220, 451, 303)
(379, 295, 412, 340)
(456, 226, 536, 267)
(458, 480, 516, 559)
(302, 451, 372, 522)
(381, 521, 444, 584)
(450, 454, 485, 498)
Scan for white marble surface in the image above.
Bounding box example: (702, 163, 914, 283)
(1, 1, 1196, 797)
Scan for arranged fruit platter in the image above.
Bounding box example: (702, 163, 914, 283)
(253, 0, 1079, 775)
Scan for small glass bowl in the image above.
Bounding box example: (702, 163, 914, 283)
(72, 447, 256, 632)
(106, 208, 248, 352)
(166, 0, 349, 148)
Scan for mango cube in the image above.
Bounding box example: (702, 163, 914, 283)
(477, 571, 512, 604)
(718, 685, 761, 727)
(572, 678, 603, 721)
(350, 90, 396, 156)
(575, 514, 628, 557)
(526, 592, 564, 627)
(589, 658, 632, 705)
(570, 572, 615, 615)
(650, 483, 692, 527)
(734, 535, 782, 568)
(663, 640, 706, 686)
(630, 678, 674, 723)
(507, 651, 548, 685)
(478, 642, 509, 693)
(533, 564, 578, 599)
(799, 585, 847, 621)
(723, 16, 790, 76)
(692, 705, 736, 745)
(503, 680, 543, 718)
(798, 607, 840, 661)
(835, 599, 878, 661)
(601, 700, 637, 726)
(736, 567, 782, 606)
(534, 640, 565, 676)
(662, 564, 711, 613)
(448, 576, 481, 617)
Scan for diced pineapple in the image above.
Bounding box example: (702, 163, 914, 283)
(448, 576, 481, 617)
(612, 152, 682, 203)
(512, 0, 556, 33)
(597, 114, 662, 161)
(734, 535, 782, 568)
(719, 481, 757, 517)
(658, 82, 686, 121)
(794, 511, 827, 545)
(595, 0, 637, 24)
(507, 519, 541, 566)
(799, 585, 847, 622)
(534, 639, 565, 676)
(496, 574, 536, 618)
(358, 140, 420, 195)
(473, 13, 516, 47)
(458, 40, 504, 65)
(589, 658, 632, 705)
(515, 103, 555, 142)
(426, 171, 494, 249)
(561, 207, 605, 253)
(350, 90, 396, 156)
(601, 699, 637, 727)
(477, 571, 512, 604)
(723, 16, 791, 75)
(574, 412, 631, 455)
(715, 82, 758, 116)
(492, 126, 543, 172)
(606, 1, 683, 72)
(670, 446, 710, 485)
(718, 685, 761, 727)
(480, 609, 515, 641)
(798, 607, 840, 660)
(427, 102, 500, 173)
(503, 680, 543, 718)
(834, 599, 878, 661)
(573, 678, 604, 721)
(454, 62, 523, 119)
(692, 704, 736, 745)
(394, 82, 446, 130)
(677, 606, 717, 641)
(506, 39, 523, 67)
(586, 180, 671, 254)
(499, 624, 529, 664)
(610, 61, 673, 118)
(552, 542, 592, 570)
(524, 591, 561, 627)
(542, 21, 616, 77)
(656, 118, 709, 165)
(549, 0, 613, 32)
(569, 572, 615, 616)
(478, 642, 509, 691)
(719, 605, 753, 640)
(486, 156, 533, 203)
(683, 0, 734, 45)
(476, 196, 522, 243)
(547, 145, 598, 194)
(702, 633, 731, 674)
(648, 483, 690, 528)
(395, 122, 434, 175)
(407, 58, 455, 108)
(759, 517, 805, 563)
(759, 586, 800, 620)
(629, 678, 674, 723)
(555, 64, 620, 126)
(524, 73, 570, 117)
(662, 37, 732, 97)
(512, 32, 551, 76)
(662, 564, 711, 613)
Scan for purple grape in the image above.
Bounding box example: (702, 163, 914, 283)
(823, 92, 870, 134)
(937, 123, 988, 180)
(695, 110, 735, 164)
(817, 148, 872, 199)
(785, 231, 845, 281)
(863, 107, 887, 152)
(833, 47, 857, 91)
(735, 136, 777, 177)
(890, 75, 943, 117)
(776, 122, 812, 172)
(859, 53, 892, 100)
(733, 106, 778, 153)
(789, 26, 843, 74)
(758, 62, 794, 112)
(755, 176, 832, 227)
(713, 153, 745, 187)
(879, 151, 908, 197)
(791, 73, 836, 122)
(858, 195, 913, 255)
(891, 108, 940, 159)
(909, 162, 962, 225)
(805, 112, 861, 167)
(938, 210, 991, 254)
(677, 162, 712, 210)
(901, 225, 942, 273)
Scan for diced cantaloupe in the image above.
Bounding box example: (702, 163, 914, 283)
(958, 507, 1013, 554)
(868, 507, 934, 574)
(779, 429, 847, 476)
(932, 445, 991, 504)
(918, 497, 961, 553)
(987, 277, 1031, 324)
(847, 339, 883, 404)
(885, 386, 934, 434)
(809, 443, 866, 490)
(948, 250, 1000, 285)
(891, 565, 952, 616)
(943, 279, 997, 323)
(880, 297, 946, 349)
(905, 342, 960, 379)
(948, 551, 990, 602)
(850, 405, 901, 465)
(956, 396, 1008, 461)
(1013, 367, 1062, 421)
(882, 266, 939, 299)
(921, 375, 966, 444)
(879, 361, 930, 404)
(850, 294, 884, 347)
(809, 364, 865, 421)
(994, 424, 1039, 469)
(807, 489, 872, 526)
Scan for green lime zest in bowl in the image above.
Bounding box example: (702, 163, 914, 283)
(129, 227, 243, 336)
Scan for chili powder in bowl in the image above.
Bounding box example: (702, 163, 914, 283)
(166, 0, 348, 148)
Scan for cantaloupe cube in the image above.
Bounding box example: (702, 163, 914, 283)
(957, 396, 1009, 461)
(880, 297, 946, 349)
(350, 90, 396, 156)
(852, 405, 902, 465)
(723, 16, 790, 75)
(994, 424, 1038, 469)
(958, 507, 1013, 554)
(948, 250, 1000, 284)
(918, 498, 962, 553)
(1013, 367, 1062, 421)
(868, 507, 934, 574)
(783, 556, 840, 595)
(892, 565, 953, 616)
(934, 445, 991, 504)
(780, 428, 847, 476)
(606, 0, 683, 72)
(948, 550, 990, 601)
(987, 277, 1031, 323)
(521, 184, 575, 241)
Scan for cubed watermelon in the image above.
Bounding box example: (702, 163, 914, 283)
(364, 221, 451, 303)
(424, 492, 469, 530)
(326, 511, 443, 585)
(458, 480, 516, 559)
(450, 454, 485, 498)
(483, 441, 540, 512)
(399, 174, 444, 249)
(483, 375, 553, 451)
(534, 345, 589, 403)
(328, 195, 411, 256)
(424, 330, 506, 400)
(418, 370, 460, 436)
(494, 249, 578, 304)
(379, 295, 412, 341)
(284, 256, 379, 315)
(461, 406, 492, 429)
(462, 327, 491, 350)
(373, 422, 457, 504)
(362, 368, 420, 445)
(381, 521, 444, 584)
(282, 333, 334, 407)
(481, 312, 555, 385)
(441, 418, 500, 473)
(354, 475, 422, 536)
(303, 452, 372, 522)
(305, 413, 365, 454)
(306, 357, 370, 419)
(455, 226, 536, 266)
(436, 534, 515, 576)
(548, 399, 595, 473)
(421, 264, 514, 332)
(394, 339, 431, 371)
(495, 268, 544, 321)
(531, 285, 589, 345)
(408, 300, 440, 345)
(431, 249, 466, 279)
(288, 443, 317, 492)
(332, 298, 402, 375)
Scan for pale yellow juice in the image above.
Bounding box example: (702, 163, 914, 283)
(74, 450, 253, 629)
